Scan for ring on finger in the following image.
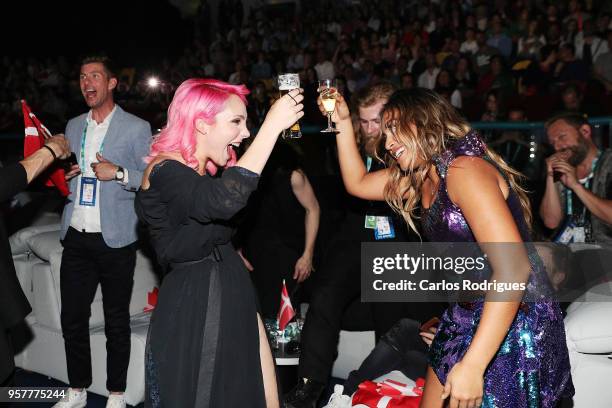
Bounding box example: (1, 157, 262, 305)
(289, 94, 298, 105)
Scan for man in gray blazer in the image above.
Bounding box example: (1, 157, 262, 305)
(54, 56, 151, 408)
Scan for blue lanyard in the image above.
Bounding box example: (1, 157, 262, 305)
(79, 122, 106, 173)
(566, 151, 601, 217)
(366, 156, 372, 172)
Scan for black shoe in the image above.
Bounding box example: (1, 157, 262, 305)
(283, 377, 325, 408)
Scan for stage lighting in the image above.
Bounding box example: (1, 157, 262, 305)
(147, 77, 160, 88)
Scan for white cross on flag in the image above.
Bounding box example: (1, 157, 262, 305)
(277, 280, 295, 332)
(21, 100, 69, 196)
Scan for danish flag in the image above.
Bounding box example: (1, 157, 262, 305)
(21, 100, 69, 196)
(277, 280, 295, 331)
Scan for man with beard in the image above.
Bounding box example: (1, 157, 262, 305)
(540, 112, 612, 244)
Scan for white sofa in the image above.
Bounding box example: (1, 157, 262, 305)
(10, 214, 159, 406)
(564, 281, 612, 408)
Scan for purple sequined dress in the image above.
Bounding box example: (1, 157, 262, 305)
(423, 132, 574, 407)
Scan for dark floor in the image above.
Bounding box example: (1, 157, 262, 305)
(3, 369, 143, 408)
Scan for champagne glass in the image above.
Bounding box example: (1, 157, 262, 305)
(277, 73, 302, 139)
(318, 79, 338, 133)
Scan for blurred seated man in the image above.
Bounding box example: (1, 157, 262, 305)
(540, 112, 612, 245)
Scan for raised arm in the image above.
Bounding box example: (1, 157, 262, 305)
(318, 92, 390, 201)
(551, 157, 612, 226)
(539, 152, 566, 229)
(237, 88, 304, 175)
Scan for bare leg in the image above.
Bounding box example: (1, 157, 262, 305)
(420, 366, 445, 408)
(258, 313, 280, 408)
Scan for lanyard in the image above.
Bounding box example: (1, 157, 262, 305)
(565, 151, 601, 217)
(79, 122, 107, 173)
(366, 156, 372, 173)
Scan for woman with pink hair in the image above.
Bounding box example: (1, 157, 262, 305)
(136, 78, 303, 407)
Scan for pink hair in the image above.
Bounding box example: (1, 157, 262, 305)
(146, 78, 249, 171)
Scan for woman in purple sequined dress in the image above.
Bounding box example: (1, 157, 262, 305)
(318, 88, 573, 407)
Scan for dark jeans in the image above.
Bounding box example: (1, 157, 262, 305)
(60, 227, 135, 392)
(298, 239, 433, 383)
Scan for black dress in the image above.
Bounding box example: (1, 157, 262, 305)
(135, 160, 266, 407)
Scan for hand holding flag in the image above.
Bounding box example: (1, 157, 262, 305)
(21, 100, 71, 196)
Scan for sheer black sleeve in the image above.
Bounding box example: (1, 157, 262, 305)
(149, 161, 259, 222)
(0, 163, 28, 202)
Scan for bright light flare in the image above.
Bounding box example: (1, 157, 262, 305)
(147, 77, 159, 88)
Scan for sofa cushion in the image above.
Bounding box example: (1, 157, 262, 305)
(9, 223, 61, 255)
(30, 211, 61, 227)
(32, 262, 62, 331)
(565, 283, 612, 354)
(27, 230, 63, 261)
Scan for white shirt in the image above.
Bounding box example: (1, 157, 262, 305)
(575, 34, 609, 61)
(460, 40, 479, 55)
(450, 89, 462, 109)
(418, 68, 440, 90)
(70, 106, 116, 233)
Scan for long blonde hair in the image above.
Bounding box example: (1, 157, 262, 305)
(380, 88, 532, 235)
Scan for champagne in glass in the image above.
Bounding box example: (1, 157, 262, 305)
(277, 73, 302, 139)
(318, 79, 338, 133)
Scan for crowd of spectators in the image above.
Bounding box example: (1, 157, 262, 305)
(2, 0, 612, 134)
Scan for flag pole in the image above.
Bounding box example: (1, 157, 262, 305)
(281, 279, 287, 343)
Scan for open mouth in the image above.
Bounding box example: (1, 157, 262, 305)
(226, 142, 241, 166)
(85, 89, 97, 100)
(390, 147, 405, 159)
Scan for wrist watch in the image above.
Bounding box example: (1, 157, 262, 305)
(115, 166, 125, 182)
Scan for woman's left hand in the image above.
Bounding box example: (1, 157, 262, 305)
(441, 360, 484, 408)
(293, 254, 313, 283)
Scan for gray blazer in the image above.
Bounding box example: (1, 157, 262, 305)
(60, 105, 152, 248)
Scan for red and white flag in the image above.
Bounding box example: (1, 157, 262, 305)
(21, 100, 70, 196)
(277, 279, 295, 331)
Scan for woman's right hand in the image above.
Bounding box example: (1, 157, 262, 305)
(316, 90, 351, 123)
(263, 88, 304, 134)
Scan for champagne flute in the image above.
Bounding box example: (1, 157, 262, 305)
(318, 79, 338, 133)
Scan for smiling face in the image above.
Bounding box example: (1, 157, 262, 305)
(546, 119, 590, 166)
(382, 113, 423, 172)
(80, 62, 117, 109)
(195, 94, 250, 169)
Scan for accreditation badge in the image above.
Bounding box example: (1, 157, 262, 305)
(79, 176, 98, 207)
(553, 218, 576, 244)
(364, 215, 377, 229)
(374, 216, 396, 240)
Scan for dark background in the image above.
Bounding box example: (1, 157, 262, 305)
(1, 0, 190, 66)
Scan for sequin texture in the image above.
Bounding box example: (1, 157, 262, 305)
(423, 131, 574, 407)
